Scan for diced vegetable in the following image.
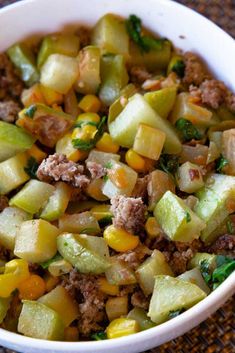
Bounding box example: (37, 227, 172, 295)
(145, 217, 162, 238)
(222, 129, 235, 175)
(78, 233, 110, 259)
(127, 308, 155, 331)
(175, 118, 202, 142)
(37, 33, 80, 68)
(104, 225, 139, 252)
(18, 274, 46, 300)
(177, 161, 204, 193)
(109, 94, 181, 153)
(144, 87, 177, 119)
(79, 94, 102, 113)
(106, 318, 140, 339)
(27, 144, 47, 163)
(86, 178, 108, 202)
(57, 233, 110, 274)
(167, 55, 185, 77)
(38, 285, 79, 326)
(40, 54, 79, 94)
(105, 296, 128, 321)
(96, 132, 120, 154)
(0, 207, 31, 250)
(59, 211, 100, 235)
(0, 297, 11, 324)
(148, 275, 206, 324)
(39, 85, 63, 106)
(98, 277, 119, 296)
(56, 133, 85, 162)
(129, 40, 171, 71)
(91, 204, 112, 222)
(105, 257, 137, 285)
(40, 182, 71, 221)
(99, 54, 129, 106)
(7, 43, 39, 86)
(48, 258, 72, 277)
(195, 174, 235, 244)
(125, 149, 146, 173)
(180, 144, 208, 166)
(133, 124, 166, 160)
(17, 103, 74, 147)
(102, 159, 138, 198)
(10, 179, 55, 214)
(64, 89, 79, 118)
(136, 250, 174, 295)
(154, 191, 205, 242)
(91, 14, 129, 57)
(206, 141, 220, 164)
(18, 300, 65, 340)
(148, 170, 175, 211)
(75, 46, 101, 94)
(0, 153, 29, 195)
(178, 268, 210, 295)
(86, 149, 120, 165)
(14, 219, 59, 263)
(188, 252, 217, 271)
(170, 93, 212, 127)
(21, 83, 45, 107)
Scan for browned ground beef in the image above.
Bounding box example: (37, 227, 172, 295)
(111, 195, 147, 234)
(183, 52, 208, 86)
(205, 234, 235, 257)
(62, 269, 107, 335)
(226, 93, 235, 113)
(116, 244, 152, 271)
(0, 53, 24, 100)
(0, 195, 8, 212)
(131, 176, 149, 200)
(0, 100, 21, 123)
(37, 153, 90, 188)
(86, 161, 106, 180)
(190, 79, 228, 109)
(76, 26, 91, 48)
(129, 66, 152, 84)
(131, 289, 149, 310)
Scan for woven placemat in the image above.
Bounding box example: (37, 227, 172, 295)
(0, 1, 235, 352)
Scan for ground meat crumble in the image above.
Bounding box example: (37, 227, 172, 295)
(0, 100, 21, 123)
(86, 161, 107, 180)
(111, 195, 147, 234)
(129, 66, 152, 84)
(205, 234, 235, 258)
(37, 153, 90, 188)
(183, 52, 208, 86)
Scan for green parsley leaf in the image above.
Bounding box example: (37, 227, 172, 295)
(175, 118, 202, 142)
(24, 104, 37, 118)
(212, 257, 235, 290)
(185, 211, 191, 223)
(103, 174, 109, 182)
(98, 215, 113, 227)
(200, 259, 212, 284)
(169, 308, 185, 319)
(171, 60, 185, 78)
(24, 157, 39, 179)
(159, 154, 179, 175)
(90, 331, 107, 340)
(72, 116, 106, 151)
(215, 155, 229, 173)
(126, 15, 163, 53)
(104, 161, 113, 169)
(40, 253, 62, 269)
(226, 218, 234, 234)
(74, 121, 98, 129)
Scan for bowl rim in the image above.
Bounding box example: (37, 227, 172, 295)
(0, 0, 235, 351)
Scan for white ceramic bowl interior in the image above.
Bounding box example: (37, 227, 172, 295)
(0, 0, 235, 352)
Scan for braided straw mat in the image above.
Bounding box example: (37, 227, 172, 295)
(0, 0, 234, 352)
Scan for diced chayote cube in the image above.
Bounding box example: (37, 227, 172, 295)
(0, 297, 11, 324)
(144, 86, 177, 119)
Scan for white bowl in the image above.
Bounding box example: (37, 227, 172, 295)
(0, 0, 235, 352)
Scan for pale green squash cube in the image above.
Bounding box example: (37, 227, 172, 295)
(0, 207, 31, 250)
(38, 285, 79, 327)
(148, 275, 206, 324)
(18, 300, 64, 340)
(58, 211, 100, 235)
(144, 86, 177, 119)
(0, 153, 30, 195)
(14, 219, 59, 263)
(178, 268, 210, 295)
(177, 161, 204, 193)
(0, 297, 11, 324)
(154, 191, 205, 242)
(9, 179, 55, 214)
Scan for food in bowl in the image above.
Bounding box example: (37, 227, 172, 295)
(0, 12, 234, 342)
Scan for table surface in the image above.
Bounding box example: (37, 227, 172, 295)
(0, 0, 235, 352)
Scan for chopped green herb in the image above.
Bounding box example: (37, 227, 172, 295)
(159, 154, 179, 175)
(171, 60, 185, 78)
(91, 331, 107, 340)
(126, 15, 163, 52)
(40, 253, 62, 269)
(24, 157, 39, 179)
(72, 116, 106, 151)
(185, 211, 191, 223)
(215, 155, 229, 173)
(200, 259, 212, 284)
(212, 257, 235, 290)
(99, 215, 113, 226)
(169, 308, 185, 319)
(175, 118, 202, 142)
(74, 121, 98, 129)
(226, 218, 234, 234)
(24, 105, 37, 118)
(104, 161, 113, 169)
(103, 174, 109, 182)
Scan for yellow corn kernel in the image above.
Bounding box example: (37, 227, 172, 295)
(106, 318, 140, 339)
(27, 144, 47, 163)
(125, 149, 146, 172)
(21, 83, 45, 107)
(108, 167, 128, 189)
(78, 94, 102, 113)
(103, 225, 139, 252)
(72, 125, 97, 141)
(18, 274, 46, 300)
(76, 112, 100, 125)
(96, 132, 119, 153)
(145, 217, 162, 238)
(56, 133, 87, 162)
(91, 204, 111, 221)
(64, 327, 79, 341)
(44, 273, 60, 292)
(98, 277, 119, 296)
(82, 124, 97, 138)
(40, 84, 63, 106)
